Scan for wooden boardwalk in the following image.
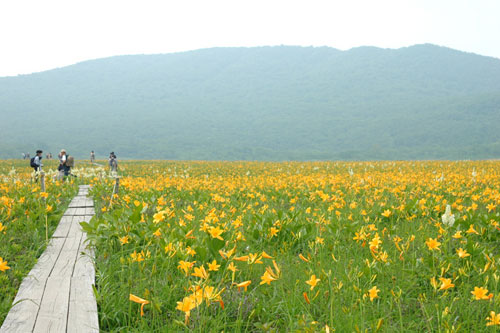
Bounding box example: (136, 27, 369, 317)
(1, 185, 99, 333)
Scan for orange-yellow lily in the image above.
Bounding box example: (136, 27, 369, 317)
(0, 257, 10, 272)
(191, 265, 209, 279)
(438, 277, 455, 290)
(471, 287, 493, 300)
(236, 280, 251, 292)
(305, 274, 320, 290)
(129, 294, 149, 316)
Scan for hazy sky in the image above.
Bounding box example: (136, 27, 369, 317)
(1, 0, 499, 77)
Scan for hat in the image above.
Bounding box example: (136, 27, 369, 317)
(60, 149, 66, 154)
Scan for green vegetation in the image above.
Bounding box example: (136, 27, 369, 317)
(1, 44, 500, 160)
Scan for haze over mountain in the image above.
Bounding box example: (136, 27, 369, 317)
(1, 44, 499, 160)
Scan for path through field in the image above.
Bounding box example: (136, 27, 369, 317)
(0, 185, 98, 333)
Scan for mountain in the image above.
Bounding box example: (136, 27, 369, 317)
(1, 44, 500, 160)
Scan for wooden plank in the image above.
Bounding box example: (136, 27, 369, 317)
(69, 197, 93, 208)
(68, 199, 83, 208)
(67, 278, 99, 332)
(52, 215, 74, 238)
(75, 207, 86, 215)
(64, 207, 77, 216)
(51, 233, 83, 277)
(85, 207, 95, 215)
(73, 235, 95, 283)
(68, 215, 91, 238)
(28, 238, 65, 280)
(33, 277, 71, 333)
(0, 276, 46, 333)
(64, 207, 90, 216)
(80, 215, 93, 223)
(67, 216, 83, 238)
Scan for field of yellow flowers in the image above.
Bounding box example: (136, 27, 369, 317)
(82, 160, 500, 331)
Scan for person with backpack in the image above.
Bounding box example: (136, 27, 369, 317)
(30, 150, 43, 182)
(31, 150, 43, 171)
(58, 150, 75, 179)
(65, 154, 75, 176)
(58, 150, 66, 180)
(109, 152, 118, 173)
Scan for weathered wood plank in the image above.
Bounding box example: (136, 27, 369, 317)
(63, 207, 77, 216)
(52, 215, 74, 238)
(67, 216, 83, 239)
(0, 276, 46, 333)
(51, 233, 83, 277)
(67, 215, 91, 238)
(69, 197, 93, 208)
(64, 207, 91, 216)
(68, 199, 83, 208)
(67, 278, 99, 332)
(28, 238, 65, 280)
(85, 207, 95, 215)
(69, 197, 80, 206)
(73, 235, 95, 283)
(81, 215, 93, 223)
(75, 207, 86, 215)
(33, 277, 71, 333)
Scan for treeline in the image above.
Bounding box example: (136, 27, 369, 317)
(1, 44, 500, 160)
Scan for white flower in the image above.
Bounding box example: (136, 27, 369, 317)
(438, 173, 444, 182)
(441, 205, 455, 227)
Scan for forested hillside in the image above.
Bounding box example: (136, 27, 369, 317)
(1, 44, 500, 160)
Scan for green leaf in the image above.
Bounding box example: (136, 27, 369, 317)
(208, 238, 225, 255)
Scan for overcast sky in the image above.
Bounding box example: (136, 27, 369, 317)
(1, 0, 499, 77)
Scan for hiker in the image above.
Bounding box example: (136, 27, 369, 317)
(58, 149, 75, 179)
(22, 153, 26, 160)
(109, 152, 118, 172)
(31, 150, 43, 182)
(90, 150, 95, 163)
(65, 154, 75, 177)
(58, 150, 68, 179)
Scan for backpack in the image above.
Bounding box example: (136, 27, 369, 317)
(30, 157, 37, 168)
(65, 155, 75, 167)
